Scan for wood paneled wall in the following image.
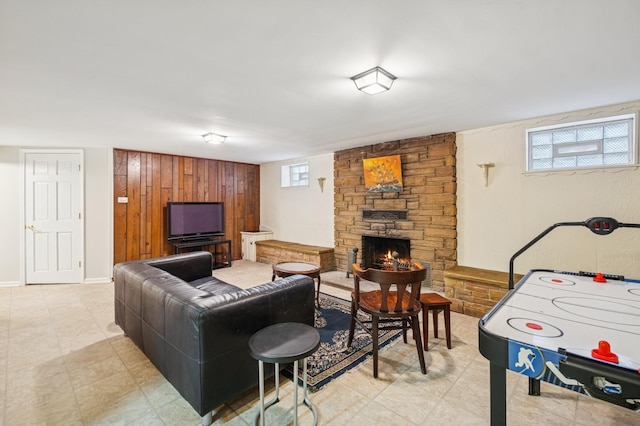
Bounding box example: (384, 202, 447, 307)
(113, 149, 260, 265)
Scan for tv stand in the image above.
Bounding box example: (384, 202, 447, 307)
(172, 239, 232, 269)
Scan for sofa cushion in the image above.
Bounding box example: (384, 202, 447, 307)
(191, 277, 242, 295)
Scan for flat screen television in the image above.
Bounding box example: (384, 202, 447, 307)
(166, 202, 225, 241)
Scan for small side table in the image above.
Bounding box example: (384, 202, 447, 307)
(419, 293, 452, 351)
(272, 261, 322, 307)
(249, 322, 320, 426)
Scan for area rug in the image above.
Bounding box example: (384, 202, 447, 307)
(284, 292, 403, 391)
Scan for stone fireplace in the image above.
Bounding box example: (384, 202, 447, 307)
(362, 235, 410, 270)
(333, 133, 457, 291)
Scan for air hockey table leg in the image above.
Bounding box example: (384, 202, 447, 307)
(490, 361, 507, 426)
(528, 377, 540, 396)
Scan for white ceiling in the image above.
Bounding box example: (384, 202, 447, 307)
(2, 1, 640, 165)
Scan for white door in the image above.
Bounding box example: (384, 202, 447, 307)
(24, 151, 83, 284)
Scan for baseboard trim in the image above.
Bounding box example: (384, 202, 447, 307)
(84, 277, 112, 284)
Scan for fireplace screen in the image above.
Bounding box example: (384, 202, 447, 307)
(362, 236, 410, 270)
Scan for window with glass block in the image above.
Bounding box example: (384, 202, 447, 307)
(281, 162, 309, 187)
(526, 114, 636, 171)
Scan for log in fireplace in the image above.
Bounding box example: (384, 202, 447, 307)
(362, 236, 411, 270)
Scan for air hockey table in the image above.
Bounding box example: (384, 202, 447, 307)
(479, 217, 640, 425)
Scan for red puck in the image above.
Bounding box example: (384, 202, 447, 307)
(526, 322, 543, 330)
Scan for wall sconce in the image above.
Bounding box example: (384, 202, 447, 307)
(202, 132, 227, 144)
(350, 66, 397, 95)
(477, 163, 495, 187)
(317, 177, 326, 193)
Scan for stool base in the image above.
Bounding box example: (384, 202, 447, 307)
(255, 358, 318, 426)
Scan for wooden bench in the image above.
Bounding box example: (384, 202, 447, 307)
(443, 265, 523, 318)
(255, 240, 336, 273)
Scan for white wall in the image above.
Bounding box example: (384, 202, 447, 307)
(260, 153, 335, 247)
(83, 147, 113, 283)
(457, 101, 640, 278)
(0, 146, 112, 286)
(0, 148, 21, 285)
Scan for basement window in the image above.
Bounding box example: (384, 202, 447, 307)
(526, 114, 637, 172)
(281, 162, 309, 187)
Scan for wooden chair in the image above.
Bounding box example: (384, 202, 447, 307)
(347, 263, 427, 378)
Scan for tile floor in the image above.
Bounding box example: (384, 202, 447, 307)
(1, 260, 638, 425)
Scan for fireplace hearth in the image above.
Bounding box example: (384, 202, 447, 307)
(362, 236, 410, 270)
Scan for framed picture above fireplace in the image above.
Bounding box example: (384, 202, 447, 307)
(363, 155, 403, 193)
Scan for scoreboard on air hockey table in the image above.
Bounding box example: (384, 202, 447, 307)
(479, 217, 640, 426)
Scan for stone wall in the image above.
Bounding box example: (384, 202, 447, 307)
(443, 266, 523, 317)
(333, 133, 457, 291)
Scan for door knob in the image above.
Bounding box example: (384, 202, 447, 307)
(26, 225, 35, 230)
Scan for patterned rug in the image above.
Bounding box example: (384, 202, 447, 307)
(284, 292, 403, 391)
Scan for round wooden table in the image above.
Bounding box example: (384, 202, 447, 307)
(272, 261, 321, 306)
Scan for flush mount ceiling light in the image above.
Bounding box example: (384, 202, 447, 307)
(202, 132, 227, 144)
(350, 66, 397, 95)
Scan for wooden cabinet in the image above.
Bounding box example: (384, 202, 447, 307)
(241, 231, 273, 261)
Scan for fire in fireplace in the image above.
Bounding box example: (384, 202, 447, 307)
(362, 236, 411, 270)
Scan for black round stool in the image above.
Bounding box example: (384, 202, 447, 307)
(248, 322, 320, 426)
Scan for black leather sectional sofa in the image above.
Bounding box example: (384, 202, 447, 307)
(113, 251, 315, 424)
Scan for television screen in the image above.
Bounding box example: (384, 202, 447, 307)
(166, 202, 225, 241)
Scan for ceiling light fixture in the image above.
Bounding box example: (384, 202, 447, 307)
(202, 132, 227, 144)
(350, 66, 397, 95)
